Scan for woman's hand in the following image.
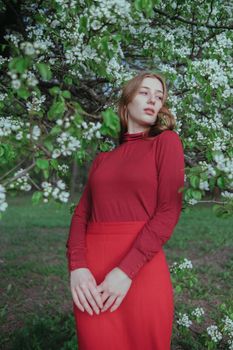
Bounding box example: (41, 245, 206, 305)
(70, 268, 103, 316)
(96, 267, 132, 313)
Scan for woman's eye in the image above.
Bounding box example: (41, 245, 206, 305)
(139, 92, 162, 100)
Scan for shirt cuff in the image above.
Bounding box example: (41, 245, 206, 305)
(117, 248, 148, 280)
(66, 251, 88, 272)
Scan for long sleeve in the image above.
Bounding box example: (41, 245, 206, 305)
(117, 131, 185, 280)
(65, 153, 102, 272)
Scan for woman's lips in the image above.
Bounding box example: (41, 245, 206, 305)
(144, 109, 154, 115)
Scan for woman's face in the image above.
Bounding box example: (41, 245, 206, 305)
(126, 77, 164, 131)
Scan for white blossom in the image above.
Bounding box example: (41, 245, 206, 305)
(188, 198, 198, 205)
(11, 79, 21, 89)
(207, 325, 222, 343)
(191, 307, 205, 318)
(56, 132, 81, 156)
(57, 179, 66, 190)
(222, 315, 233, 337)
(0, 184, 8, 212)
(199, 180, 209, 191)
(41, 180, 70, 203)
(221, 191, 233, 199)
(177, 313, 193, 328)
(9, 169, 32, 192)
(31, 125, 41, 140)
(58, 164, 69, 174)
(0, 117, 24, 138)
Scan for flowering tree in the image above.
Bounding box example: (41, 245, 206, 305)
(0, 0, 233, 218)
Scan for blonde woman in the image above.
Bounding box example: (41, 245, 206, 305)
(66, 71, 185, 350)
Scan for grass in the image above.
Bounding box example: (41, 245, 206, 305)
(0, 194, 232, 349)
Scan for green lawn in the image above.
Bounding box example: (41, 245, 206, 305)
(0, 194, 232, 349)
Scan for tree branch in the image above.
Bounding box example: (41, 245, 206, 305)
(152, 7, 233, 30)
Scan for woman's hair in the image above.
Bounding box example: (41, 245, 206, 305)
(117, 70, 176, 144)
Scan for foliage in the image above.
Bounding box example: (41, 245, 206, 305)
(0, 0, 233, 218)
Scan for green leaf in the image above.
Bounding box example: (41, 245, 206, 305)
(69, 202, 76, 215)
(47, 100, 65, 120)
(217, 176, 225, 190)
(0, 145, 5, 157)
(9, 57, 30, 73)
(43, 169, 49, 179)
(100, 143, 110, 152)
(191, 189, 202, 200)
(50, 125, 62, 135)
(101, 108, 120, 136)
(36, 159, 49, 169)
(44, 139, 54, 152)
(32, 191, 43, 205)
(190, 175, 200, 189)
(36, 63, 52, 81)
(49, 86, 61, 96)
(16, 87, 30, 100)
(50, 159, 58, 169)
(208, 177, 216, 191)
(62, 90, 71, 99)
(175, 285, 182, 293)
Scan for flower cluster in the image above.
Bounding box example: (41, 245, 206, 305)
(213, 152, 233, 180)
(26, 93, 46, 112)
(9, 169, 32, 192)
(192, 59, 229, 89)
(58, 164, 69, 174)
(41, 180, 70, 203)
(4, 32, 22, 47)
(56, 114, 74, 129)
(21, 70, 39, 87)
(199, 179, 209, 191)
(198, 161, 217, 178)
(228, 339, 233, 350)
(55, 132, 81, 157)
(81, 121, 103, 141)
(222, 315, 233, 338)
(20, 40, 48, 56)
(191, 307, 205, 318)
(30, 125, 41, 141)
(170, 258, 193, 273)
(177, 312, 193, 328)
(206, 325, 223, 343)
(0, 184, 8, 212)
(0, 93, 7, 101)
(221, 191, 233, 199)
(0, 117, 24, 138)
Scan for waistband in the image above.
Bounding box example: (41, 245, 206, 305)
(86, 221, 147, 235)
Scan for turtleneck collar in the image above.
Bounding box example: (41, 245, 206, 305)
(123, 130, 148, 143)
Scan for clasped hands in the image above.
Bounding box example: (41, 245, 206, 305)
(71, 267, 132, 315)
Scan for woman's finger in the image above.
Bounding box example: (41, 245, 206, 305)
(83, 284, 100, 315)
(88, 281, 104, 310)
(101, 294, 117, 312)
(71, 287, 84, 312)
(76, 285, 94, 315)
(110, 295, 124, 312)
(100, 290, 110, 304)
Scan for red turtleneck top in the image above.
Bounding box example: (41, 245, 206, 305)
(66, 129, 185, 279)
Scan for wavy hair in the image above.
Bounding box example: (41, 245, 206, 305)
(117, 71, 176, 144)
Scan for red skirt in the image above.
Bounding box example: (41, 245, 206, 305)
(73, 221, 174, 350)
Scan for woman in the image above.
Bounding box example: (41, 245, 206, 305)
(66, 71, 185, 350)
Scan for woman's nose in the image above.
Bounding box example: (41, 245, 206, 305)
(147, 96, 156, 103)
